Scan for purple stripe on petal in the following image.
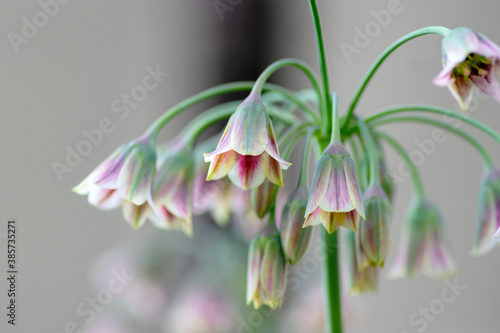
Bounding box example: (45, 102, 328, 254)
(305, 156, 332, 216)
(320, 156, 354, 213)
(228, 154, 266, 189)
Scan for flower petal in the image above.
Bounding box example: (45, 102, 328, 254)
(122, 200, 149, 230)
(230, 100, 268, 156)
(88, 187, 122, 210)
(265, 120, 292, 170)
(206, 150, 238, 181)
(344, 157, 365, 219)
(320, 155, 354, 213)
(448, 76, 475, 110)
(305, 155, 332, 216)
(228, 154, 267, 190)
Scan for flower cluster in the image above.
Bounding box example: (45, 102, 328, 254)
(74, 22, 500, 319)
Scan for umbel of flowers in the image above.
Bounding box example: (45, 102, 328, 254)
(73, 1, 500, 332)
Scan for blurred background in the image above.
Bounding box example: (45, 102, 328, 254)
(1, 0, 500, 332)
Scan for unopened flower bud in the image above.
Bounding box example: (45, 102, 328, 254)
(280, 189, 313, 265)
(251, 179, 279, 219)
(358, 185, 391, 269)
(246, 235, 287, 309)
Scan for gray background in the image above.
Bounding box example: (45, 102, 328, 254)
(1, 0, 499, 332)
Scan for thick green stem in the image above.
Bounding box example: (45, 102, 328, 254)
(370, 115, 494, 169)
(145, 81, 320, 144)
(365, 105, 500, 146)
(321, 229, 342, 333)
(310, 0, 332, 137)
(376, 132, 426, 199)
(342, 26, 451, 130)
(356, 117, 381, 187)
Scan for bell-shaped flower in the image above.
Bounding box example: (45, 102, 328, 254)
(390, 199, 456, 279)
(357, 185, 391, 269)
(73, 134, 156, 206)
(473, 169, 500, 255)
(148, 146, 193, 237)
(303, 143, 365, 234)
(433, 27, 500, 110)
(246, 235, 287, 309)
(343, 230, 378, 294)
(204, 94, 291, 190)
(280, 188, 313, 265)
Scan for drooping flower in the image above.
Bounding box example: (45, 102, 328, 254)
(303, 143, 365, 234)
(246, 235, 287, 309)
(472, 169, 500, 255)
(390, 199, 456, 279)
(280, 188, 313, 265)
(433, 27, 500, 110)
(148, 145, 193, 237)
(204, 93, 291, 190)
(73, 134, 156, 206)
(343, 229, 378, 294)
(357, 185, 391, 268)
